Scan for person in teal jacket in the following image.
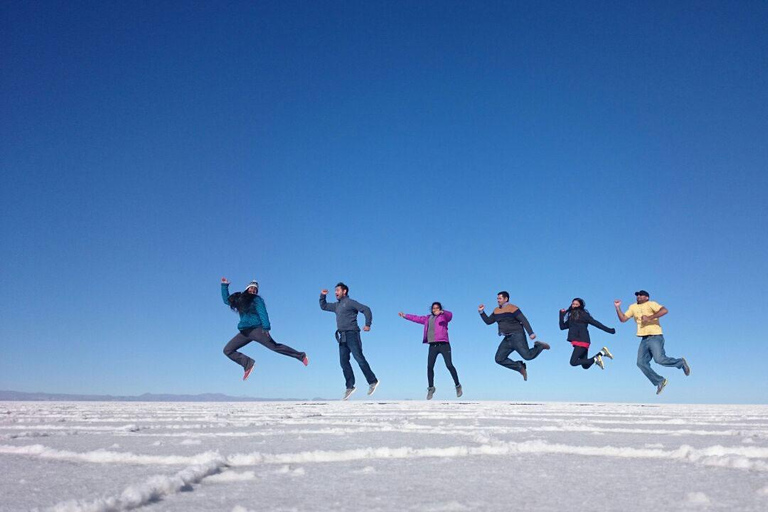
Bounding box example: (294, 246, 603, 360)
(221, 278, 308, 380)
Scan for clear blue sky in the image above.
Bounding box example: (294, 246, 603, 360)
(2, 1, 766, 403)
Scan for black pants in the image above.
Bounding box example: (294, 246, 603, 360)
(223, 327, 305, 370)
(494, 332, 545, 372)
(427, 342, 460, 388)
(570, 345, 595, 369)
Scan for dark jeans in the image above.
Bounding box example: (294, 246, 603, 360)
(223, 327, 305, 370)
(337, 330, 377, 389)
(494, 332, 544, 372)
(427, 342, 460, 388)
(570, 345, 595, 369)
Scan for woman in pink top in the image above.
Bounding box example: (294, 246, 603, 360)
(399, 302, 462, 400)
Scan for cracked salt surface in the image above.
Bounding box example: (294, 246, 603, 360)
(2, 401, 767, 511)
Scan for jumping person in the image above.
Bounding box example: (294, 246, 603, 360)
(320, 282, 379, 400)
(479, 291, 549, 381)
(614, 290, 691, 395)
(399, 302, 462, 400)
(559, 298, 615, 370)
(221, 278, 308, 380)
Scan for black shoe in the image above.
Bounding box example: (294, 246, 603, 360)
(681, 358, 691, 376)
(519, 364, 528, 381)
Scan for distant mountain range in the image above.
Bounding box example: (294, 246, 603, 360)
(0, 390, 329, 402)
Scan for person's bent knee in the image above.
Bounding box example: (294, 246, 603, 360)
(223, 346, 233, 356)
(570, 360, 580, 367)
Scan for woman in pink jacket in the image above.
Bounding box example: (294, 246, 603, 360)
(399, 302, 462, 400)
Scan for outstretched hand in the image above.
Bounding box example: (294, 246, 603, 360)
(321, 289, 328, 295)
(398, 312, 405, 318)
(614, 300, 622, 307)
(221, 277, 230, 284)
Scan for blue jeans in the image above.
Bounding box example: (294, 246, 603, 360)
(337, 330, 377, 389)
(636, 335, 683, 386)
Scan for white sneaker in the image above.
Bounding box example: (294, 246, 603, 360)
(426, 387, 436, 400)
(601, 346, 614, 359)
(367, 381, 379, 396)
(594, 354, 605, 370)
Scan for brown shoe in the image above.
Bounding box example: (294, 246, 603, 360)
(519, 365, 528, 381)
(535, 341, 551, 350)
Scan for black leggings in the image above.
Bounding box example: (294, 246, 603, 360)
(223, 327, 305, 369)
(427, 343, 460, 387)
(570, 345, 595, 370)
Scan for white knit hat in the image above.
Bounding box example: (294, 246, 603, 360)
(245, 280, 259, 290)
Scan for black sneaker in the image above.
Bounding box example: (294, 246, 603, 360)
(681, 358, 691, 376)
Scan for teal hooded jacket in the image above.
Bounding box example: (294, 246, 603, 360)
(222, 283, 271, 331)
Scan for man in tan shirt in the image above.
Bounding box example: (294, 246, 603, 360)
(614, 290, 690, 395)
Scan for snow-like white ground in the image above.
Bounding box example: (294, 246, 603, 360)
(2, 401, 768, 511)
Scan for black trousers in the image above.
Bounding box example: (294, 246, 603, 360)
(223, 327, 305, 370)
(427, 342, 460, 387)
(570, 345, 595, 369)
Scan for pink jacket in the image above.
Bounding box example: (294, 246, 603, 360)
(404, 311, 453, 343)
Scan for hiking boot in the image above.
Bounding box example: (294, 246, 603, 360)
(601, 346, 614, 360)
(367, 381, 380, 396)
(594, 353, 605, 370)
(455, 385, 463, 398)
(426, 387, 436, 400)
(301, 354, 309, 367)
(534, 341, 551, 350)
(656, 379, 668, 395)
(343, 387, 356, 400)
(681, 358, 691, 376)
(243, 360, 255, 381)
(519, 364, 528, 381)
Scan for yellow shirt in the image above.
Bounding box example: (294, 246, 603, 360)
(625, 301, 664, 336)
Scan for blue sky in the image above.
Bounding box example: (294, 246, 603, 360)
(1, 1, 766, 403)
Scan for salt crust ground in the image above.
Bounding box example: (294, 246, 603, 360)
(2, 401, 768, 511)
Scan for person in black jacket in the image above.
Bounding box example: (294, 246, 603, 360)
(559, 298, 616, 370)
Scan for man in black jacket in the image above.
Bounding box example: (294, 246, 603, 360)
(480, 291, 549, 381)
(320, 282, 379, 400)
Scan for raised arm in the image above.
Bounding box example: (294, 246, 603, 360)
(587, 313, 616, 334)
(403, 313, 429, 325)
(614, 300, 631, 322)
(319, 292, 337, 312)
(479, 304, 495, 325)
(255, 296, 271, 330)
(559, 309, 569, 330)
(221, 280, 231, 305)
(442, 310, 453, 323)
